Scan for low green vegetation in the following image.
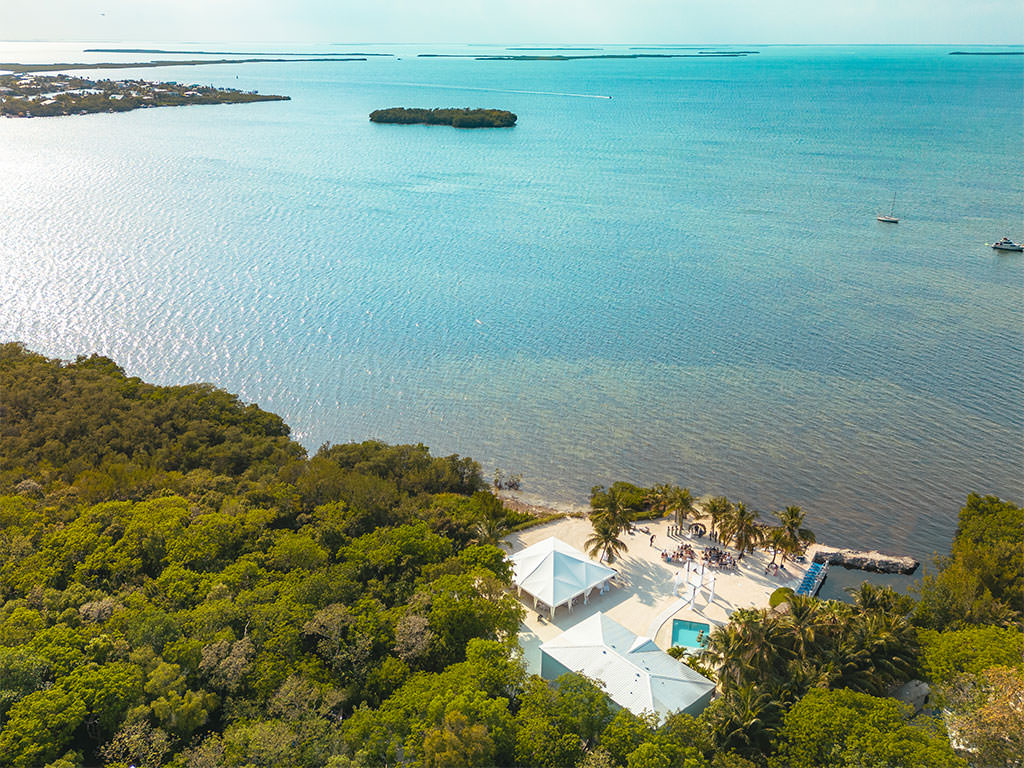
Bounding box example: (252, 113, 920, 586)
(913, 492, 1023, 630)
(770, 688, 964, 768)
(369, 107, 517, 128)
(0, 75, 288, 118)
(0, 344, 1018, 767)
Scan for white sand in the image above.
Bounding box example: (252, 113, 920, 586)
(504, 513, 808, 671)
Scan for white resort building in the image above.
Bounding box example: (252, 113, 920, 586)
(506, 517, 809, 719)
(540, 612, 715, 719)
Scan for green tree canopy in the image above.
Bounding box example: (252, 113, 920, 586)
(771, 688, 966, 768)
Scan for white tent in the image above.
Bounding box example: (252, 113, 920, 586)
(510, 537, 617, 618)
(540, 612, 715, 719)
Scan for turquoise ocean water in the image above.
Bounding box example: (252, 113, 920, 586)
(1, 44, 1021, 577)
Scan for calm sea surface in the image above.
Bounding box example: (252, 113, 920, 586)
(1, 43, 1022, 575)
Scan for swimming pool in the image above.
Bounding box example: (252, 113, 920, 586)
(671, 619, 711, 649)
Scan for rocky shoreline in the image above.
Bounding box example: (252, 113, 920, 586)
(495, 489, 589, 518)
(810, 545, 920, 575)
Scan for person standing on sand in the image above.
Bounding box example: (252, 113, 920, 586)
(650, 534, 655, 546)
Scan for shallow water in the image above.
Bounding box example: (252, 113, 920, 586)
(1, 43, 1021, 562)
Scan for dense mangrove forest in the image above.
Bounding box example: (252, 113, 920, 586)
(0, 343, 1019, 767)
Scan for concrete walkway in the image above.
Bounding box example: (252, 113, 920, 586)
(646, 597, 685, 639)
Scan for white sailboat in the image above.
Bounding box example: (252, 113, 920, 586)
(877, 193, 898, 223)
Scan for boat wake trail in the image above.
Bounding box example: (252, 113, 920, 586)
(362, 81, 612, 99)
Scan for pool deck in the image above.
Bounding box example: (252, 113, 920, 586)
(505, 514, 808, 672)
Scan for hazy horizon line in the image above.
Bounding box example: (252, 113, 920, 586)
(2, 39, 1023, 47)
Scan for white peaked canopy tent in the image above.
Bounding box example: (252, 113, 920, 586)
(540, 612, 715, 719)
(510, 537, 617, 618)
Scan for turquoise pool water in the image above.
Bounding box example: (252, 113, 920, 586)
(671, 619, 711, 649)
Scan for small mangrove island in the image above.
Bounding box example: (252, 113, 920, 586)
(369, 107, 517, 128)
(0, 74, 288, 118)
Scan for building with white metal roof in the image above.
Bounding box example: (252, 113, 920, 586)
(540, 612, 715, 719)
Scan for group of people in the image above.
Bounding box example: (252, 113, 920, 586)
(662, 543, 737, 570)
(665, 522, 708, 539)
(702, 546, 737, 569)
(662, 543, 697, 563)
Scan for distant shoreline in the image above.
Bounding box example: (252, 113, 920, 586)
(0, 57, 365, 74)
(419, 52, 755, 61)
(0, 73, 288, 118)
(85, 48, 394, 57)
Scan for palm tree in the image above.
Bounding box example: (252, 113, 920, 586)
(723, 502, 764, 559)
(707, 684, 781, 757)
(774, 505, 815, 563)
(590, 484, 639, 534)
(674, 487, 695, 528)
(842, 611, 918, 694)
(733, 610, 788, 683)
(645, 483, 674, 517)
(585, 516, 628, 564)
(647, 484, 697, 528)
(704, 496, 733, 541)
(846, 582, 914, 617)
(764, 527, 789, 567)
(700, 623, 751, 692)
(473, 515, 509, 548)
(471, 490, 509, 547)
(781, 593, 823, 663)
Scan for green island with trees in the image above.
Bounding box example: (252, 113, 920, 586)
(0, 75, 288, 118)
(0, 343, 1020, 767)
(369, 107, 517, 128)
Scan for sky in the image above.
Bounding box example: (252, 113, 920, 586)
(1, 0, 1023, 45)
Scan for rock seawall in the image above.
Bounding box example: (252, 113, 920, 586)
(811, 545, 919, 574)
